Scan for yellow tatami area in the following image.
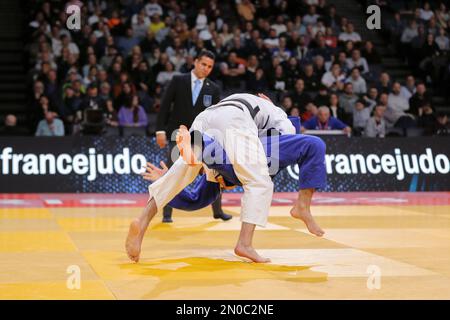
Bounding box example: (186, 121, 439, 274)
(1, 204, 450, 299)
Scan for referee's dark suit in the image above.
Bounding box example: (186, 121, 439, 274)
(156, 72, 232, 222)
(157, 73, 220, 136)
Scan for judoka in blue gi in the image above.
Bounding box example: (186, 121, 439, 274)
(126, 93, 326, 263)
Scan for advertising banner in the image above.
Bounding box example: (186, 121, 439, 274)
(0, 136, 449, 193)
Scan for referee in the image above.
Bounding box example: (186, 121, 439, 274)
(155, 50, 232, 223)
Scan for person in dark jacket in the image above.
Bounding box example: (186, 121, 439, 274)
(155, 50, 231, 223)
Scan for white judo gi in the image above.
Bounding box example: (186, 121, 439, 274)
(148, 93, 295, 227)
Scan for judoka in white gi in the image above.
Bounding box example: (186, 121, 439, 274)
(126, 93, 325, 263)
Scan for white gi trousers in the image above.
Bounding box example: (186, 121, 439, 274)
(148, 105, 273, 227)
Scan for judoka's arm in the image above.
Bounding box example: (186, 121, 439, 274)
(167, 175, 221, 211)
(269, 107, 296, 135)
(258, 93, 296, 135)
(142, 161, 221, 211)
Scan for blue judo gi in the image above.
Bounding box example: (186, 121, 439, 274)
(166, 116, 327, 211)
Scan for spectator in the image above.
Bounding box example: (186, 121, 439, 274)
(287, 106, 301, 117)
(62, 85, 83, 132)
(327, 93, 347, 121)
(409, 82, 432, 116)
(156, 62, 180, 87)
(321, 62, 345, 91)
(435, 112, 449, 136)
(269, 65, 287, 96)
(104, 99, 119, 128)
(81, 83, 105, 111)
(400, 75, 416, 100)
(310, 36, 333, 61)
(271, 15, 287, 36)
(0, 115, 28, 136)
(365, 105, 387, 138)
(35, 112, 65, 136)
(132, 10, 150, 39)
(400, 19, 418, 52)
(302, 106, 351, 134)
(346, 49, 369, 75)
(272, 37, 292, 62)
(419, 33, 442, 83)
(417, 102, 437, 135)
(376, 72, 392, 94)
(115, 81, 136, 111)
(116, 27, 140, 56)
(419, 2, 434, 21)
(427, 16, 439, 36)
(289, 79, 312, 111)
(388, 12, 406, 44)
(145, 0, 163, 18)
(361, 41, 382, 65)
(284, 57, 302, 90)
(294, 35, 310, 61)
(44, 69, 62, 111)
(324, 5, 341, 33)
(352, 98, 376, 136)
(339, 82, 358, 114)
(329, 51, 350, 74)
(29, 80, 46, 128)
(220, 52, 245, 90)
(313, 85, 330, 107)
(118, 95, 148, 127)
(388, 81, 410, 115)
(263, 28, 280, 49)
(338, 23, 361, 43)
(247, 67, 268, 93)
(35, 95, 58, 125)
(99, 82, 112, 101)
(237, 0, 256, 22)
(302, 63, 320, 92)
(324, 27, 338, 48)
(281, 96, 293, 112)
(83, 65, 99, 87)
(409, 25, 427, 67)
(365, 86, 379, 103)
(219, 23, 233, 47)
(382, 90, 415, 130)
(346, 67, 367, 95)
(435, 3, 450, 28)
(149, 14, 166, 35)
(301, 102, 318, 122)
(303, 5, 320, 26)
(313, 55, 327, 79)
(435, 27, 450, 50)
(60, 34, 80, 60)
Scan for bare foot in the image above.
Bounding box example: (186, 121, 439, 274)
(290, 207, 325, 237)
(234, 244, 271, 263)
(125, 219, 144, 263)
(176, 125, 199, 166)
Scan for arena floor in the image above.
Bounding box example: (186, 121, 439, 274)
(1, 192, 449, 300)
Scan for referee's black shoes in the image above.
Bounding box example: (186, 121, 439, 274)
(213, 212, 233, 221)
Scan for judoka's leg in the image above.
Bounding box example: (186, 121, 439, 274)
(234, 222, 271, 263)
(125, 157, 202, 262)
(224, 128, 273, 262)
(290, 188, 324, 237)
(126, 198, 157, 262)
(291, 135, 326, 236)
(266, 134, 326, 236)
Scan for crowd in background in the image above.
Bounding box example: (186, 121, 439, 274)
(0, 0, 449, 137)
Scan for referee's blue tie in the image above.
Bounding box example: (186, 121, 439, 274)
(192, 79, 202, 106)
